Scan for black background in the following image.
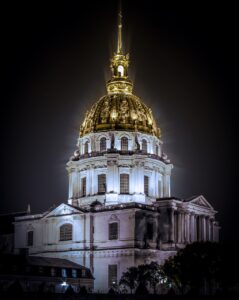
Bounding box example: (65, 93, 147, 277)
(1, 0, 238, 243)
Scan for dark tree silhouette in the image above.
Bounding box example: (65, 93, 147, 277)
(119, 262, 165, 294)
(119, 266, 138, 293)
(162, 242, 239, 295)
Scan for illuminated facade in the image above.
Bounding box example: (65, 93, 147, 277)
(14, 10, 220, 293)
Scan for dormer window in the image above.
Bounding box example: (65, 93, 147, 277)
(117, 65, 124, 77)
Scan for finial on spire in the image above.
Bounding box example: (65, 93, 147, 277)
(117, 0, 122, 54)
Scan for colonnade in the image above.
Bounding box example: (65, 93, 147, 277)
(169, 209, 216, 243)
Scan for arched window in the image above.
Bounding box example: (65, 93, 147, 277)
(117, 65, 124, 77)
(27, 231, 34, 246)
(144, 176, 149, 196)
(142, 139, 147, 153)
(98, 174, 106, 194)
(60, 224, 72, 241)
(84, 141, 89, 154)
(109, 222, 118, 240)
(120, 174, 129, 194)
(100, 137, 107, 152)
(121, 137, 128, 151)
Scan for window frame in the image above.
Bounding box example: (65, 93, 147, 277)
(59, 223, 73, 241)
(108, 264, 117, 288)
(142, 139, 147, 153)
(62, 268, 67, 278)
(72, 269, 77, 278)
(144, 175, 149, 196)
(121, 137, 128, 151)
(100, 137, 107, 152)
(81, 177, 86, 197)
(120, 173, 129, 194)
(98, 174, 106, 194)
(108, 222, 119, 240)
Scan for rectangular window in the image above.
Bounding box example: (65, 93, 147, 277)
(72, 269, 77, 278)
(62, 268, 67, 278)
(109, 222, 118, 240)
(108, 265, 117, 288)
(121, 137, 128, 151)
(98, 174, 106, 194)
(120, 174, 129, 194)
(27, 231, 34, 247)
(144, 176, 149, 196)
(81, 177, 86, 197)
(82, 269, 86, 277)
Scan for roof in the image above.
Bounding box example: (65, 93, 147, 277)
(183, 195, 201, 202)
(26, 256, 88, 269)
(80, 93, 161, 138)
(0, 254, 94, 279)
(156, 197, 182, 202)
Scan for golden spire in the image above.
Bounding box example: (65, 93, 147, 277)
(106, 1, 133, 95)
(117, 2, 122, 54)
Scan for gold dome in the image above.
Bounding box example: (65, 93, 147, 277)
(80, 94, 161, 138)
(79, 9, 161, 139)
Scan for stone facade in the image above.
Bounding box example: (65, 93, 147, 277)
(14, 196, 219, 292)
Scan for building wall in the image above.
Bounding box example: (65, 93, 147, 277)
(14, 197, 219, 293)
(67, 131, 172, 208)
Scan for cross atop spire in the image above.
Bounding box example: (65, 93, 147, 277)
(117, 1, 122, 54)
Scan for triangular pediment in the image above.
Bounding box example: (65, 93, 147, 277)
(186, 195, 214, 209)
(44, 203, 83, 218)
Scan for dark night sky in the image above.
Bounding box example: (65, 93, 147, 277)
(1, 1, 238, 243)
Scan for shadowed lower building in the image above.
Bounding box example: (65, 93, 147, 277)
(0, 254, 94, 293)
(13, 8, 220, 293)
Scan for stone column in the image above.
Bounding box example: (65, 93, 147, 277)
(163, 174, 171, 197)
(191, 214, 196, 242)
(181, 213, 185, 243)
(107, 157, 118, 193)
(188, 214, 191, 242)
(137, 162, 144, 194)
(68, 171, 73, 199)
(90, 164, 94, 195)
(197, 216, 202, 241)
(205, 217, 209, 241)
(177, 212, 182, 243)
(202, 216, 207, 241)
(210, 219, 214, 241)
(86, 165, 91, 196)
(184, 213, 188, 243)
(186, 214, 190, 243)
(169, 208, 175, 242)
